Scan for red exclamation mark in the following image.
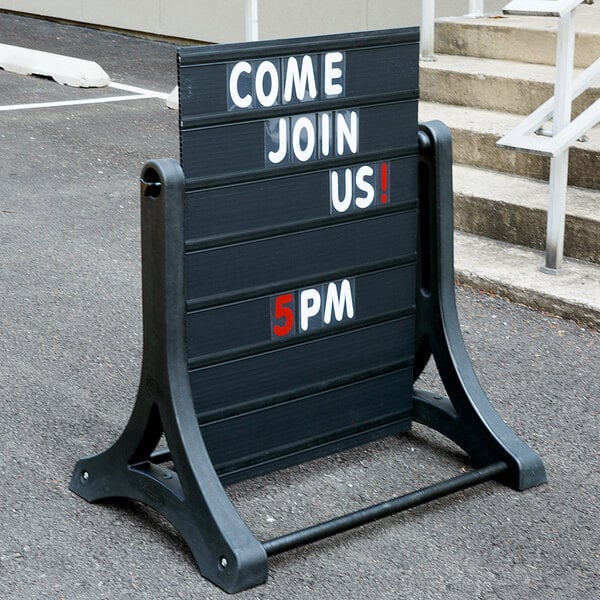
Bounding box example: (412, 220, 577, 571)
(380, 161, 389, 204)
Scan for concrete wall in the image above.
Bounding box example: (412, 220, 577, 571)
(0, 0, 506, 43)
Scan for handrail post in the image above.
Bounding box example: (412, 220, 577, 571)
(246, 0, 259, 42)
(467, 0, 485, 17)
(420, 0, 436, 61)
(543, 9, 576, 273)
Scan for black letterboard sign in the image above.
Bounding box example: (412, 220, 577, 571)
(178, 28, 419, 484)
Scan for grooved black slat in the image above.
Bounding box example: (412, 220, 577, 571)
(180, 101, 417, 183)
(186, 264, 415, 362)
(179, 30, 418, 119)
(202, 370, 413, 482)
(184, 156, 417, 246)
(179, 27, 419, 65)
(190, 317, 414, 417)
(184, 210, 416, 303)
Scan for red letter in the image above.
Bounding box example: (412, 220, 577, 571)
(272, 293, 295, 337)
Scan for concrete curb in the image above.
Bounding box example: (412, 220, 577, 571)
(0, 43, 110, 87)
(455, 232, 600, 329)
(166, 86, 179, 109)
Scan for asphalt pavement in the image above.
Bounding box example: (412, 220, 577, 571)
(0, 13, 599, 600)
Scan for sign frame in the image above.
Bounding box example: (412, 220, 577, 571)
(70, 29, 546, 594)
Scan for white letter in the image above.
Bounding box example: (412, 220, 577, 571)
(300, 288, 321, 331)
(320, 112, 331, 157)
(255, 60, 279, 107)
(324, 280, 354, 325)
(283, 55, 317, 103)
(324, 52, 344, 97)
(330, 169, 353, 213)
(292, 116, 315, 162)
(336, 110, 358, 155)
(267, 118, 288, 164)
(229, 61, 252, 108)
(355, 165, 375, 208)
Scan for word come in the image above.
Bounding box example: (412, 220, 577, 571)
(227, 51, 345, 110)
(271, 279, 355, 338)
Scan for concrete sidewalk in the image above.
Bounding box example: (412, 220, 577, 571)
(455, 233, 600, 329)
(0, 12, 599, 600)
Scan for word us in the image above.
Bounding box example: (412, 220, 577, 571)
(271, 278, 355, 338)
(330, 161, 390, 214)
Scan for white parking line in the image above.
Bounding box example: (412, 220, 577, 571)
(108, 82, 170, 99)
(0, 92, 162, 112)
(0, 82, 171, 112)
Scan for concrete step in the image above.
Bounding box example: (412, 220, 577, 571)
(419, 101, 600, 190)
(435, 4, 600, 68)
(420, 54, 600, 116)
(453, 165, 600, 264)
(454, 232, 600, 329)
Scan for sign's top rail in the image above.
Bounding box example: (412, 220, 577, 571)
(178, 27, 419, 65)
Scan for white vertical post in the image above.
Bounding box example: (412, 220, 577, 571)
(467, 0, 484, 17)
(543, 9, 576, 273)
(246, 0, 259, 42)
(420, 0, 436, 61)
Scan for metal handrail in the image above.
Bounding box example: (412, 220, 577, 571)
(419, 0, 597, 271)
(497, 60, 600, 156)
(498, 0, 598, 272)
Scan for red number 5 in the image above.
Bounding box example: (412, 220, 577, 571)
(272, 293, 295, 337)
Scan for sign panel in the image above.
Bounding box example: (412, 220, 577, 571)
(178, 28, 419, 483)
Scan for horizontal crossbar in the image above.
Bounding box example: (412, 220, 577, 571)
(497, 57, 600, 157)
(262, 461, 508, 556)
(503, 0, 583, 18)
(498, 97, 600, 157)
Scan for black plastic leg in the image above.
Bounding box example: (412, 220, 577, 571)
(70, 159, 267, 593)
(414, 122, 546, 491)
